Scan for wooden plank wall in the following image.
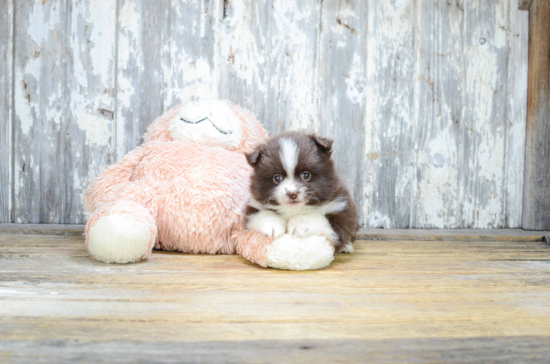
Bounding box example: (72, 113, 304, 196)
(0, 0, 529, 228)
(522, 0, 550, 230)
(0, 0, 13, 223)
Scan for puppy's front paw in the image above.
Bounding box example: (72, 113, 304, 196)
(258, 217, 286, 238)
(247, 210, 287, 238)
(337, 242, 354, 254)
(287, 213, 337, 243)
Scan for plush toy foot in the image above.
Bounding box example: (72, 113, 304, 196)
(86, 202, 157, 264)
(265, 233, 334, 271)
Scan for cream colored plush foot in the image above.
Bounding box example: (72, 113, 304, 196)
(88, 214, 154, 264)
(265, 234, 335, 271)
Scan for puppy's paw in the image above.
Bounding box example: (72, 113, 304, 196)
(258, 217, 286, 238)
(337, 242, 354, 254)
(247, 210, 287, 238)
(287, 213, 337, 243)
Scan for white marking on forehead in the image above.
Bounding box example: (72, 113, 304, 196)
(279, 138, 299, 178)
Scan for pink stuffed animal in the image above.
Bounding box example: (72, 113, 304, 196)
(84, 99, 334, 270)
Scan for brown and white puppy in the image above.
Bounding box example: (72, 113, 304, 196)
(245, 131, 358, 253)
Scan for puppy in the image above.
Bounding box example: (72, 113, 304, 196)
(245, 131, 358, 253)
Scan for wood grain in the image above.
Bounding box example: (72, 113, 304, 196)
(1, 224, 549, 242)
(362, 0, 416, 228)
(115, 0, 220, 159)
(413, 0, 464, 228)
(318, 0, 367, 230)
(219, 0, 321, 134)
(522, 0, 550, 230)
(1, 337, 550, 364)
(461, 1, 510, 228)
(1, 233, 550, 362)
(518, 0, 533, 11)
(12, 0, 116, 224)
(0, 0, 13, 223)
(505, 0, 529, 228)
(1, 0, 532, 228)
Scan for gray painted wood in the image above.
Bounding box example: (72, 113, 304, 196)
(2, 0, 531, 228)
(13, 0, 69, 224)
(505, 1, 529, 228)
(362, 0, 416, 228)
(3, 337, 550, 364)
(13, 0, 116, 224)
(219, 0, 322, 134)
(0, 0, 13, 223)
(461, 0, 510, 228)
(413, 0, 465, 228)
(522, 0, 550, 230)
(116, 0, 221, 159)
(116, 0, 170, 158)
(318, 0, 367, 230)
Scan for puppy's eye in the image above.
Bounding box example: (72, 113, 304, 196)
(301, 171, 311, 181)
(273, 174, 284, 184)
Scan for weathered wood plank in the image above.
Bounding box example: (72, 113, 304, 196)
(13, 0, 116, 224)
(66, 0, 116, 223)
(115, 0, 169, 158)
(358, 228, 549, 242)
(413, 0, 464, 228)
(505, 0, 529, 227)
(2, 224, 548, 242)
(219, 0, 322, 134)
(461, 0, 510, 228)
(162, 0, 222, 109)
(3, 0, 532, 228)
(13, 0, 68, 224)
(318, 0, 367, 229)
(2, 337, 550, 364)
(362, 0, 416, 228)
(115, 0, 220, 159)
(522, 0, 550, 230)
(0, 223, 85, 236)
(0, 0, 13, 223)
(1, 234, 550, 363)
(518, 0, 533, 11)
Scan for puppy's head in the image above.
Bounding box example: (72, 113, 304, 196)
(246, 132, 337, 208)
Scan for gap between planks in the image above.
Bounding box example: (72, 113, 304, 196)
(0, 224, 548, 242)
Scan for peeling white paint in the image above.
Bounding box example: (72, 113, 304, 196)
(345, 53, 366, 104)
(27, 1, 60, 45)
(88, 0, 116, 84)
(10, 0, 528, 227)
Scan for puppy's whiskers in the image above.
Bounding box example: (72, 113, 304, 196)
(307, 193, 321, 206)
(264, 194, 276, 206)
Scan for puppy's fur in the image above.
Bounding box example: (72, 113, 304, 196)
(245, 132, 358, 253)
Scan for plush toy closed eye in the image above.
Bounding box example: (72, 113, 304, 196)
(84, 99, 335, 270)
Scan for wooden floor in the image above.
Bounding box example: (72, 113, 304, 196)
(1, 231, 550, 363)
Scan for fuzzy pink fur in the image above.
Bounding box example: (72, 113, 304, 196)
(84, 100, 274, 266)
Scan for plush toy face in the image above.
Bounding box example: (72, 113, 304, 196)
(168, 100, 244, 149)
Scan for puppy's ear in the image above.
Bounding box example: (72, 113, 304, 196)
(246, 144, 265, 166)
(310, 135, 333, 155)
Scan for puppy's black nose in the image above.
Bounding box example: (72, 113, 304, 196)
(287, 192, 298, 200)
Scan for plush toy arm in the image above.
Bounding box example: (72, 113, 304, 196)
(232, 229, 272, 267)
(84, 146, 147, 212)
(233, 228, 335, 271)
